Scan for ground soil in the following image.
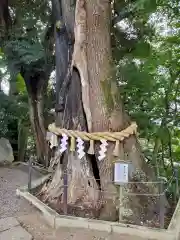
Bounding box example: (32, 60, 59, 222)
(18, 212, 149, 240)
(0, 165, 39, 218)
(0, 165, 163, 239)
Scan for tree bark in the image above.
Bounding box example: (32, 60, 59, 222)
(41, 0, 165, 224)
(40, 0, 100, 214)
(0, 0, 11, 35)
(24, 72, 49, 166)
(18, 121, 28, 162)
(29, 96, 48, 165)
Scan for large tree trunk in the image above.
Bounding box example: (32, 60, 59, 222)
(40, 0, 100, 215)
(40, 0, 164, 225)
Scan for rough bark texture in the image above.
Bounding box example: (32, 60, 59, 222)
(40, 0, 100, 212)
(18, 123, 28, 162)
(29, 97, 48, 164)
(41, 0, 119, 220)
(40, 0, 165, 224)
(24, 72, 49, 166)
(0, 0, 11, 35)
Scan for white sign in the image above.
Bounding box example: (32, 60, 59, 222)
(114, 162, 129, 184)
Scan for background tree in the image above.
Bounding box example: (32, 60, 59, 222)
(0, 0, 55, 165)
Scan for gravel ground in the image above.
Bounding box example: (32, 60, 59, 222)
(0, 165, 41, 218)
(0, 166, 154, 239)
(18, 212, 148, 240)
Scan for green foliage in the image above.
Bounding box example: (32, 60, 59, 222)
(0, 0, 54, 161)
(16, 73, 26, 94)
(114, 0, 180, 193)
(5, 39, 45, 65)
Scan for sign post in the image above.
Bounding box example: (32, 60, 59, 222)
(114, 161, 129, 222)
(28, 156, 33, 192)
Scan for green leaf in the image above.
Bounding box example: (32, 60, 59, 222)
(16, 73, 26, 94)
(132, 41, 151, 58)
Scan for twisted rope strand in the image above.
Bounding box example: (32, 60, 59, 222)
(48, 122, 137, 156)
(48, 122, 137, 142)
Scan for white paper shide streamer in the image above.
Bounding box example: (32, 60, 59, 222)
(59, 133, 68, 153)
(98, 139, 108, 161)
(76, 137, 85, 159)
(47, 132, 58, 149)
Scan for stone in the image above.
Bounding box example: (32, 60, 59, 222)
(0, 138, 14, 164)
(0, 217, 19, 232)
(0, 226, 32, 240)
(88, 219, 112, 232)
(55, 216, 89, 230)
